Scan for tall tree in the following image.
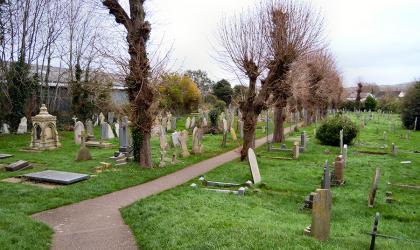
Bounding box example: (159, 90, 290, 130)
(103, 0, 154, 167)
(355, 82, 363, 110)
(185, 69, 214, 95)
(212, 79, 233, 105)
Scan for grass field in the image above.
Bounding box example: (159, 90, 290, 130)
(121, 113, 420, 250)
(0, 116, 269, 250)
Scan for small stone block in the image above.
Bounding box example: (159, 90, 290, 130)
(190, 183, 197, 189)
(237, 187, 246, 196)
(5, 160, 30, 172)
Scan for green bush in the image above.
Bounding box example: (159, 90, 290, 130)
(364, 95, 377, 111)
(401, 81, 420, 130)
(214, 100, 226, 113)
(316, 116, 358, 146)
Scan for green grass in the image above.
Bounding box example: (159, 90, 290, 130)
(122, 113, 420, 250)
(0, 115, 270, 250)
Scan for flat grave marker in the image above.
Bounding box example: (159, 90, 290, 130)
(24, 170, 89, 185)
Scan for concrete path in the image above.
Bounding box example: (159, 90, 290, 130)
(32, 125, 298, 250)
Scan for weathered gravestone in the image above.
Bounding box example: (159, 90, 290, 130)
(166, 113, 172, 131)
(293, 141, 300, 159)
(5, 160, 31, 172)
(190, 116, 196, 129)
(221, 118, 228, 147)
(74, 121, 85, 144)
(321, 160, 331, 189)
(391, 143, 397, 156)
(0, 154, 13, 159)
(343, 144, 348, 163)
(185, 117, 191, 129)
(340, 129, 344, 154)
(114, 122, 120, 137)
(192, 127, 204, 154)
(159, 125, 168, 150)
(238, 120, 244, 138)
(108, 112, 115, 124)
(310, 189, 332, 241)
(172, 131, 180, 147)
(24, 170, 89, 185)
(171, 117, 177, 130)
(17, 117, 28, 134)
(2, 123, 10, 134)
(101, 122, 109, 140)
(331, 155, 345, 185)
(107, 123, 115, 139)
(230, 127, 238, 142)
(75, 135, 92, 161)
(85, 119, 96, 142)
(248, 148, 261, 184)
(368, 167, 381, 208)
(99, 112, 105, 125)
(179, 130, 190, 157)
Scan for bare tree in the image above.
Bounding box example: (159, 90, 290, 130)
(102, 0, 155, 167)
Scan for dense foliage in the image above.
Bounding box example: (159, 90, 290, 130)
(316, 115, 358, 146)
(364, 95, 377, 111)
(5, 60, 38, 131)
(70, 64, 95, 121)
(401, 81, 420, 130)
(158, 73, 201, 114)
(212, 79, 233, 105)
(185, 70, 214, 95)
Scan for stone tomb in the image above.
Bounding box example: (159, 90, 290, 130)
(248, 148, 261, 184)
(24, 170, 89, 185)
(5, 160, 32, 172)
(30, 104, 61, 150)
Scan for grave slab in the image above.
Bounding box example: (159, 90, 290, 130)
(0, 154, 13, 159)
(24, 170, 89, 185)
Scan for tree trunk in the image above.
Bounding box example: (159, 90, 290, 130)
(272, 106, 285, 143)
(133, 129, 152, 167)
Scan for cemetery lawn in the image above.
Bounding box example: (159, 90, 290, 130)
(0, 117, 269, 250)
(122, 114, 420, 250)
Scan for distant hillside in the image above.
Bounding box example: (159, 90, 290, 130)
(344, 82, 415, 93)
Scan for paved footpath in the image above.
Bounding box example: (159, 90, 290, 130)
(32, 125, 298, 250)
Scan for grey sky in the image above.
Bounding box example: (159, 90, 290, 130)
(147, 0, 420, 86)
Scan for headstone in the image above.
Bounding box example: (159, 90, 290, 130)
(192, 127, 204, 154)
(167, 113, 172, 131)
(172, 131, 180, 147)
(321, 160, 330, 189)
(114, 122, 120, 137)
(202, 117, 208, 127)
(185, 117, 191, 129)
(23, 170, 89, 185)
(383, 131, 387, 141)
(310, 189, 332, 241)
(159, 125, 168, 150)
(222, 118, 228, 133)
(333, 155, 344, 185)
(343, 144, 348, 163)
(414, 117, 418, 131)
(2, 123, 10, 134)
(162, 117, 168, 132)
(101, 122, 109, 139)
(75, 136, 92, 161)
(99, 112, 105, 125)
(368, 167, 381, 208)
(107, 123, 115, 139)
(190, 116, 196, 129)
(171, 117, 177, 130)
(86, 119, 94, 136)
(293, 141, 300, 159)
(17, 117, 28, 134)
(247, 148, 261, 184)
(391, 143, 397, 156)
(119, 116, 129, 150)
(339, 129, 344, 154)
(108, 112, 115, 123)
(5, 160, 31, 172)
(74, 121, 85, 144)
(230, 127, 238, 142)
(94, 115, 99, 127)
(179, 130, 190, 157)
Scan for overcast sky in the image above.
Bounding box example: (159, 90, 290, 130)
(146, 0, 420, 87)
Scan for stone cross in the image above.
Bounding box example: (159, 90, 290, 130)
(368, 167, 381, 208)
(179, 130, 190, 157)
(311, 189, 332, 241)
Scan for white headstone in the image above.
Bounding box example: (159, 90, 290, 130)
(17, 117, 28, 134)
(172, 132, 180, 147)
(74, 121, 85, 144)
(2, 123, 10, 134)
(248, 148, 261, 184)
(107, 124, 115, 139)
(99, 113, 105, 125)
(222, 118, 228, 133)
(191, 116, 196, 128)
(185, 117, 191, 129)
(114, 122, 120, 137)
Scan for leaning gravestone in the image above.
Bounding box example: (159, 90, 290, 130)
(107, 123, 115, 139)
(179, 130, 190, 157)
(17, 117, 28, 134)
(74, 121, 85, 144)
(368, 167, 381, 208)
(24, 170, 89, 185)
(248, 148, 261, 184)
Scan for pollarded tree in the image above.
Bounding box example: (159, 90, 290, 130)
(102, 0, 154, 167)
(262, 0, 325, 143)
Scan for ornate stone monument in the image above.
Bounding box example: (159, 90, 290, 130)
(30, 104, 60, 150)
